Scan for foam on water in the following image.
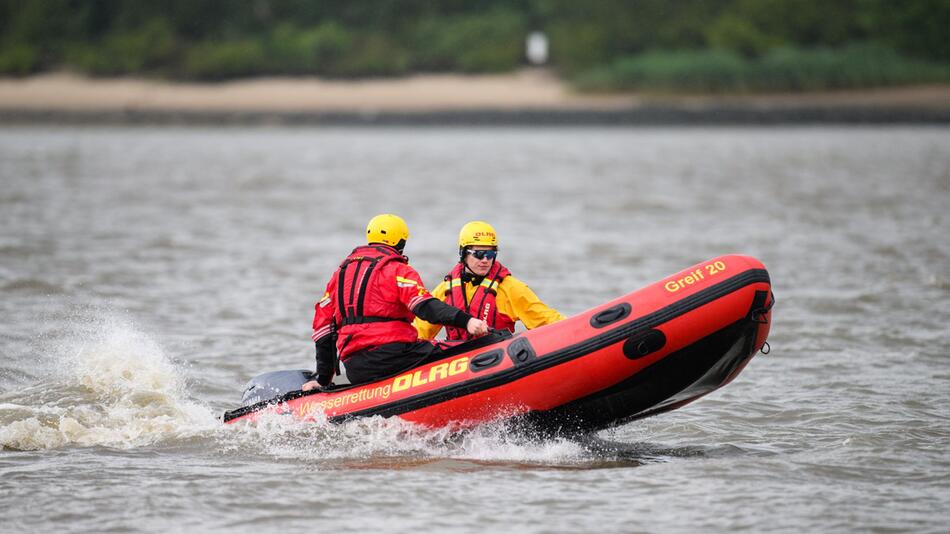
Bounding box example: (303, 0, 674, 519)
(0, 314, 219, 450)
(224, 412, 591, 467)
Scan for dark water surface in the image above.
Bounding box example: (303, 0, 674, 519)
(1, 126, 948, 532)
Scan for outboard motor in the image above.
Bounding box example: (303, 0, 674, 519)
(241, 369, 312, 407)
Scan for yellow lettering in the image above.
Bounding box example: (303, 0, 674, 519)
(665, 261, 731, 293)
(429, 363, 449, 382)
(388, 357, 471, 394)
(411, 370, 428, 387)
(393, 373, 412, 393)
(449, 357, 469, 376)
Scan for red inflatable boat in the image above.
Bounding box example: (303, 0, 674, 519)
(224, 255, 773, 434)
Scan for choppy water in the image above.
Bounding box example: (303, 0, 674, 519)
(1, 125, 948, 532)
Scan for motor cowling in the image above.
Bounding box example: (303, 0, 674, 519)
(240, 369, 312, 407)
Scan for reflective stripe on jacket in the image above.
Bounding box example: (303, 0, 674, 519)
(312, 244, 432, 359)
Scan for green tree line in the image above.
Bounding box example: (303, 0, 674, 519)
(1, 0, 948, 92)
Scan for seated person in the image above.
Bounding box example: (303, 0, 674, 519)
(414, 221, 564, 343)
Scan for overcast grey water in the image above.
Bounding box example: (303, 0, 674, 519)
(1, 126, 948, 533)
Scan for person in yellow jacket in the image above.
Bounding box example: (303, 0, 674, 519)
(414, 221, 565, 342)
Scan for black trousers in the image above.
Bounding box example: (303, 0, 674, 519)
(342, 341, 443, 385)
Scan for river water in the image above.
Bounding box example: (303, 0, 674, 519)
(1, 125, 948, 532)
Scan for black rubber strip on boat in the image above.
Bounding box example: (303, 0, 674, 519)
(224, 268, 769, 422)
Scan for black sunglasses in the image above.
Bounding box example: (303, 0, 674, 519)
(466, 249, 498, 260)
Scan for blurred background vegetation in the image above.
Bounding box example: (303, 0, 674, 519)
(1, 0, 948, 93)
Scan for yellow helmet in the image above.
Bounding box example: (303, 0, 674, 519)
(458, 221, 498, 248)
(366, 214, 410, 248)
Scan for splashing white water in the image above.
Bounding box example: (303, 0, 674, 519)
(0, 315, 218, 451)
(223, 409, 590, 467)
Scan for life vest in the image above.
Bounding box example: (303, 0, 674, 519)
(443, 261, 515, 341)
(332, 245, 419, 359)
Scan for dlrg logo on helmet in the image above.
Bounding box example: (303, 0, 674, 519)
(458, 221, 499, 248)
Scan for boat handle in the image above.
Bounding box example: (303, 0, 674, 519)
(622, 329, 667, 360)
(507, 338, 536, 365)
(590, 303, 631, 328)
(470, 350, 504, 372)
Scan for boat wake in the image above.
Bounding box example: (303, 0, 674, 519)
(0, 315, 218, 451)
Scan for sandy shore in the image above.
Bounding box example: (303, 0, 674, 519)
(0, 70, 636, 112)
(2, 70, 949, 124)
